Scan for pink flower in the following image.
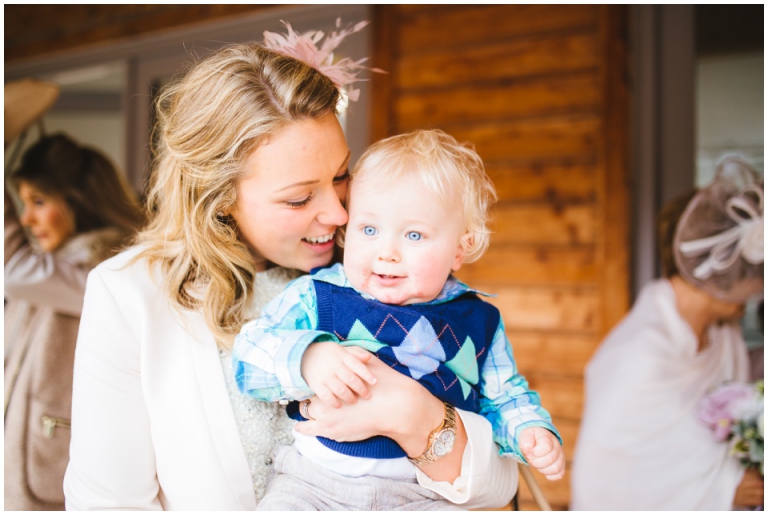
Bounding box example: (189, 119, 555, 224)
(698, 382, 755, 442)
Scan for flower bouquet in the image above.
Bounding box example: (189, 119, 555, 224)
(698, 380, 764, 476)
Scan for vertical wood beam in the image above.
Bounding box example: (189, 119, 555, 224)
(598, 5, 631, 335)
(370, 5, 397, 141)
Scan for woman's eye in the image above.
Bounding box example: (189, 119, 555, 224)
(407, 231, 422, 241)
(333, 170, 350, 183)
(363, 226, 378, 236)
(286, 193, 313, 208)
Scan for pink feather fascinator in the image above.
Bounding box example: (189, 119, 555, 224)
(263, 18, 386, 101)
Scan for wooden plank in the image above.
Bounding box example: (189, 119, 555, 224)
(446, 115, 601, 164)
(398, 4, 598, 52)
(371, 6, 398, 140)
(456, 245, 597, 286)
(479, 285, 600, 333)
(487, 163, 597, 204)
(396, 74, 601, 129)
(526, 376, 584, 422)
(597, 5, 632, 335)
(490, 203, 597, 246)
(397, 33, 599, 90)
(507, 331, 599, 378)
(6, 5, 279, 62)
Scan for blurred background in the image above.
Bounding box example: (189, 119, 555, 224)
(5, 4, 763, 510)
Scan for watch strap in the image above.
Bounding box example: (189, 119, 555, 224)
(408, 402, 456, 466)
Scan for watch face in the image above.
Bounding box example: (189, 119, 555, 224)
(433, 429, 456, 457)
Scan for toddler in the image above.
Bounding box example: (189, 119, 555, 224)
(233, 129, 564, 510)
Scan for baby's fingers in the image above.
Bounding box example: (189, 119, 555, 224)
(342, 350, 377, 386)
(313, 384, 343, 409)
(336, 368, 371, 400)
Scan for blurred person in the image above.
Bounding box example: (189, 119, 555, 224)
(4, 132, 142, 510)
(570, 156, 764, 510)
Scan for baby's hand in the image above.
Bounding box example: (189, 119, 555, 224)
(519, 426, 565, 480)
(301, 341, 377, 408)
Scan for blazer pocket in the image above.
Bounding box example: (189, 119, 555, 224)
(26, 398, 70, 504)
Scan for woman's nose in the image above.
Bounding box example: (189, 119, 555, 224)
(318, 191, 348, 227)
(19, 208, 33, 227)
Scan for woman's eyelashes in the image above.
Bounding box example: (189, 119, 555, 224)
(286, 192, 314, 208)
(333, 169, 350, 183)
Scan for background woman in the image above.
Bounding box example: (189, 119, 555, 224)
(570, 156, 763, 510)
(64, 35, 518, 510)
(5, 133, 142, 510)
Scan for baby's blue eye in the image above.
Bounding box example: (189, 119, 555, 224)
(407, 231, 422, 241)
(363, 226, 378, 236)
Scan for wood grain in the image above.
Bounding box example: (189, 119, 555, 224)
(396, 74, 601, 130)
(456, 245, 597, 286)
(397, 4, 598, 52)
(397, 33, 599, 90)
(480, 286, 600, 333)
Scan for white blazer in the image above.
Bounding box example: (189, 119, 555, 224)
(64, 247, 518, 510)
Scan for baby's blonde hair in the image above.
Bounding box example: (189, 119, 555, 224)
(134, 43, 340, 347)
(349, 129, 497, 263)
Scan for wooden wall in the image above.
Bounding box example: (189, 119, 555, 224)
(372, 5, 630, 510)
(4, 5, 276, 63)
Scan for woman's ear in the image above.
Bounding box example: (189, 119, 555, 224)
(452, 233, 472, 271)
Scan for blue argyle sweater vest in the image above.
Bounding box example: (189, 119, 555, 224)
(287, 278, 500, 459)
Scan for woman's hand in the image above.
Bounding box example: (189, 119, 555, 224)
(294, 354, 466, 482)
(733, 467, 763, 507)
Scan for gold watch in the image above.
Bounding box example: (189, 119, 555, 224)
(408, 402, 457, 466)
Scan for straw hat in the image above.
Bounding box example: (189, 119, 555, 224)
(4, 78, 60, 144)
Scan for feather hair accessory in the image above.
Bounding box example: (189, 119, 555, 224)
(263, 18, 385, 101)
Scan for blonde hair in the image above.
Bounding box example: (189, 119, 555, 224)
(349, 129, 497, 263)
(135, 43, 340, 348)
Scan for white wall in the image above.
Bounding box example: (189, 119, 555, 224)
(695, 51, 764, 186)
(44, 112, 126, 175)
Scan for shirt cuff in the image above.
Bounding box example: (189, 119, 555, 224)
(415, 408, 519, 509)
(274, 330, 337, 399)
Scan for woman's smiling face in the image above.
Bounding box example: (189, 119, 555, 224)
(18, 181, 76, 252)
(230, 112, 350, 273)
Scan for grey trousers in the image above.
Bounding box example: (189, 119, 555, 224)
(257, 445, 465, 511)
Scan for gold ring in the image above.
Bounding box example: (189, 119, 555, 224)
(300, 399, 314, 420)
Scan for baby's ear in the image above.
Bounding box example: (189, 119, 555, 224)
(453, 233, 472, 271)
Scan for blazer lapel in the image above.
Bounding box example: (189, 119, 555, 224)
(185, 312, 257, 510)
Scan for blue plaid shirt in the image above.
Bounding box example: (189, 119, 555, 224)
(233, 264, 560, 460)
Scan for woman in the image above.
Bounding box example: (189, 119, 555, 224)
(5, 133, 142, 510)
(63, 36, 519, 510)
(570, 156, 763, 510)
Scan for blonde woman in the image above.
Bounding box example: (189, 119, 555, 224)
(5, 133, 142, 510)
(63, 40, 519, 509)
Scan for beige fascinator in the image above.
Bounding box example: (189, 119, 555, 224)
(4, 78, 60, 145)
(673, 156, 764, 303)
